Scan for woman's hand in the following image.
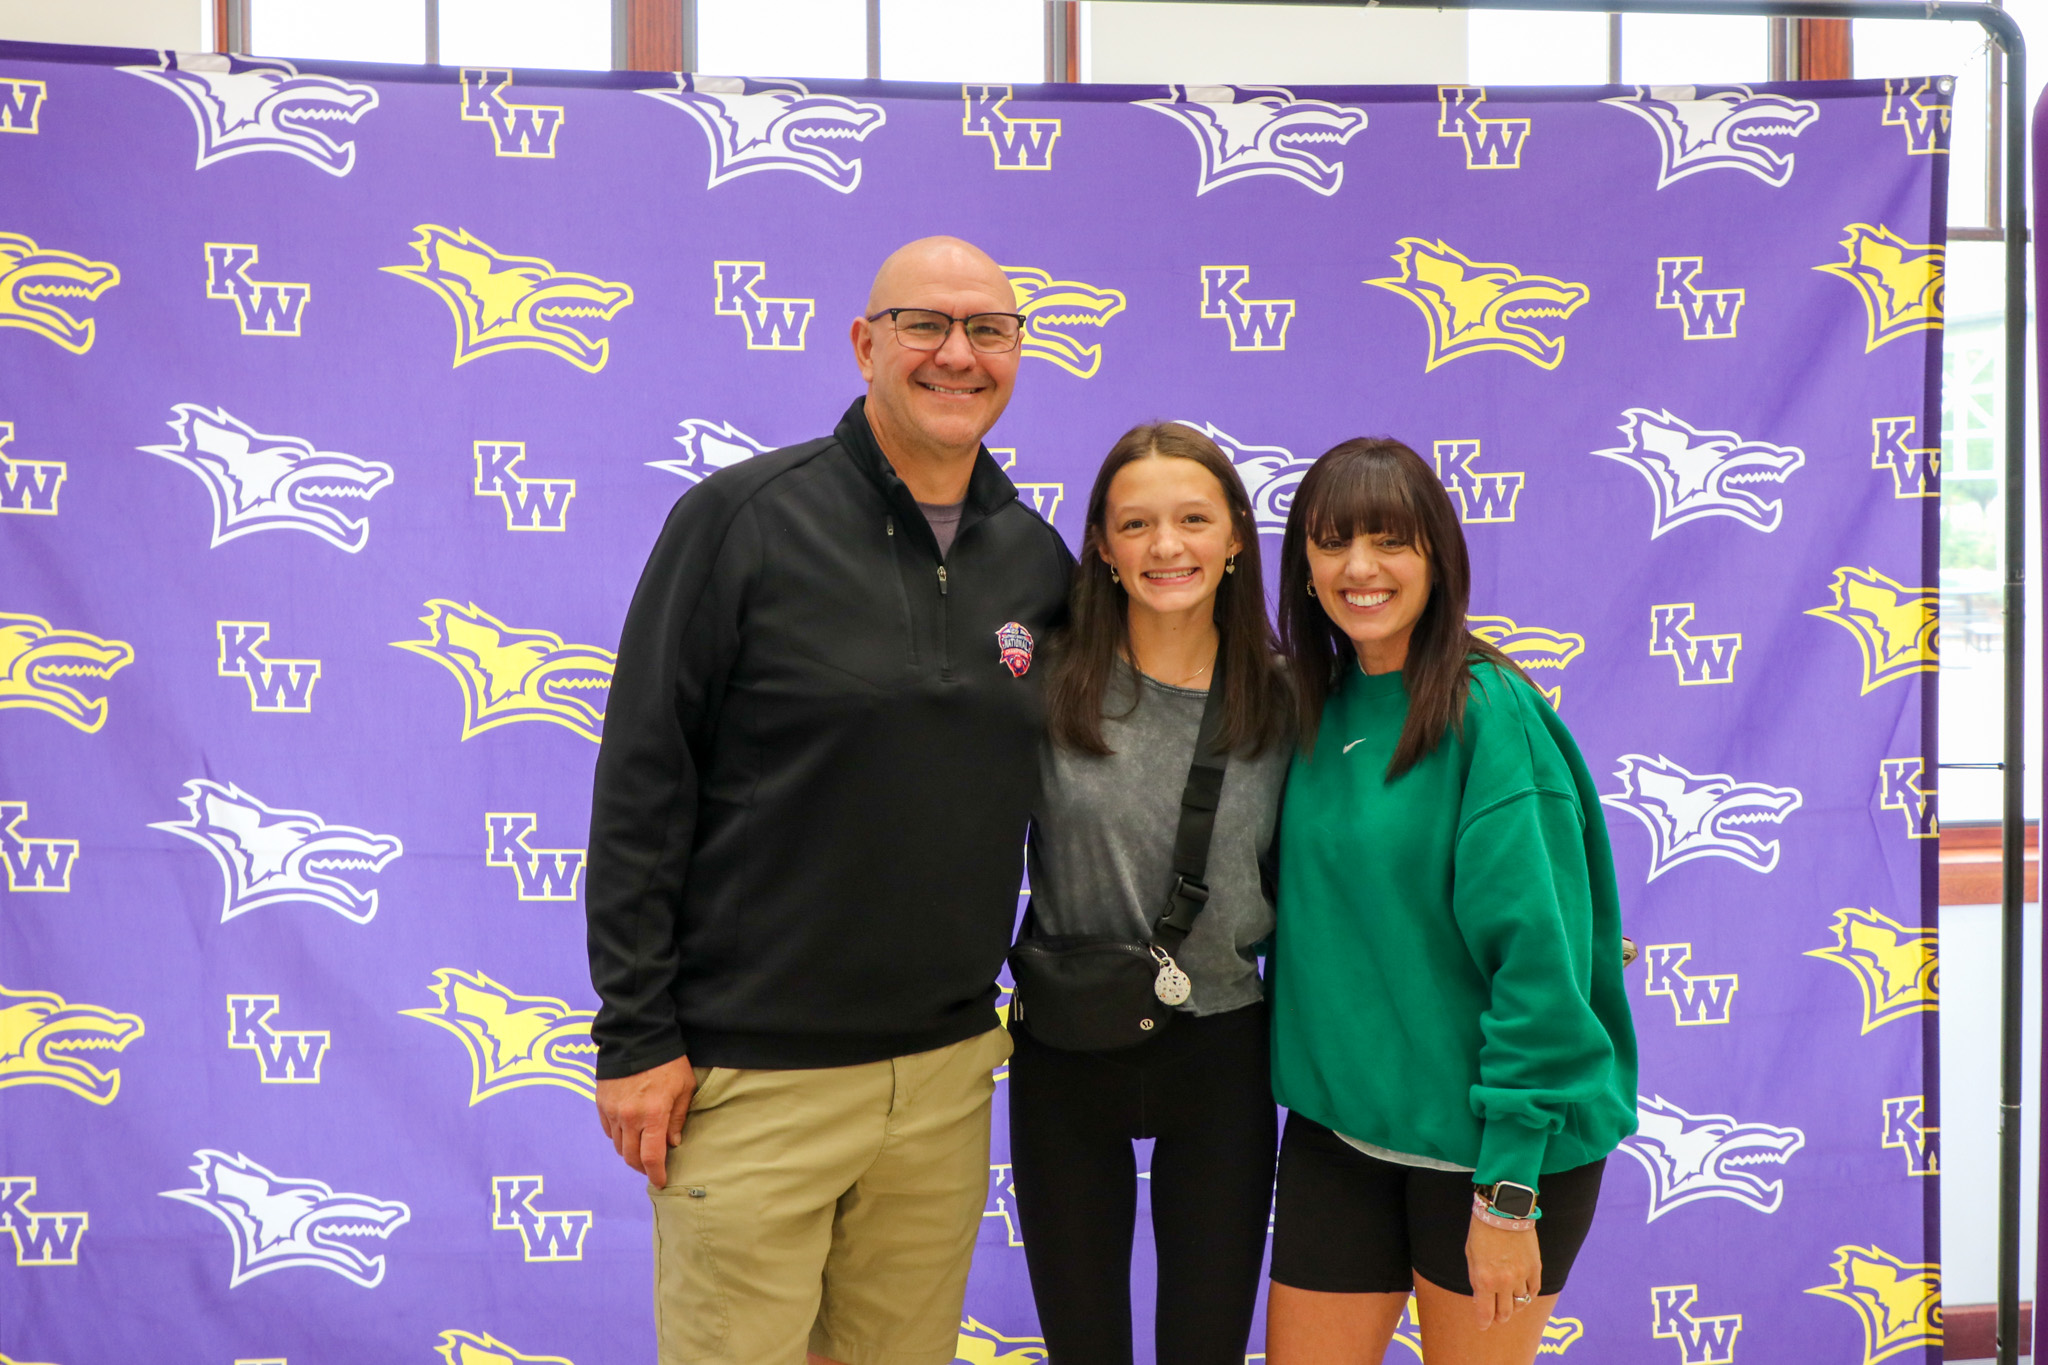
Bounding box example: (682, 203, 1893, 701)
(1466, 1215, 1542, 1330)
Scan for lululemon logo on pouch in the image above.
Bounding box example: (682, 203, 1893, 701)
(996, 622, 1034, 677)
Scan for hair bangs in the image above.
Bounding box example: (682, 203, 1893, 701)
(1299, 442, 1429, 551)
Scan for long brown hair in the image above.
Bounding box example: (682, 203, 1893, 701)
(1046, 422, 1288, 757)
(1277, 437, 1529, 778)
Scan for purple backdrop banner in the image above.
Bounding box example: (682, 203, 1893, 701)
(0, 43, 1946, 1365)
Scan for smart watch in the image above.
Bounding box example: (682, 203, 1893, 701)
(1475, 1179, 1539, 1219)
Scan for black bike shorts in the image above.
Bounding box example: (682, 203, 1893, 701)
(1269, 1112, 1606, 1297)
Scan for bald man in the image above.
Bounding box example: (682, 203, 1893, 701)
(588, 237, 1074, 1365)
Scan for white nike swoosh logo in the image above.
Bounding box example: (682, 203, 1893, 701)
(1342, 738, 1369, 754)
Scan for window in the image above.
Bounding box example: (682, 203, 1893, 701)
(881, 0, 1042, 83)
(254, 0, 426, 64)
(1619, 15, 1767, 83)
(440, 0, 610, 71)
(697, 0, 865, 80)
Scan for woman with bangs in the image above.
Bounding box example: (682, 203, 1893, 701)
(1010, 421, 1293, 1365)
(1262, 438, 1637, 1365)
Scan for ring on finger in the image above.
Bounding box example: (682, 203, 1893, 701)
(1512, 1293, 1533, 1304)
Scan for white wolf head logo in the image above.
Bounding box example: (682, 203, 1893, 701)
(141, 404, 394, 553)
(1172, 420, 1313, 533)
(122, 52, 379, 176)
(162, 1149, 410, 1288)
(1595, 408, 1804, 538)
(1603, 85, 1820, 189)
(650, 418, 772, 486)
(643, 74, 886, 192)
(151, 779, 404, 925)
(1620, 1096, 1806, 1221)
(1601, 754, 1802, 880)
(1138, 85, 1368, 195)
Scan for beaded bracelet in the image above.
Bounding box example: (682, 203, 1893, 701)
(1471, 1194, 1541, 1231)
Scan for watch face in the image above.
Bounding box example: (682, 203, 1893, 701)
(1490, 1183, 1537, 1218)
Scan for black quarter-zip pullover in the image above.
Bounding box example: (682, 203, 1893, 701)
(586, 398, 1074, 1076)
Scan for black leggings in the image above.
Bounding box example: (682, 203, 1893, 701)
(1007, 1000, 1278, 1365)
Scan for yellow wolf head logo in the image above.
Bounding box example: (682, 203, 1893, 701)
(393, 600, 613, 742)
(0, 984, 145, 1104)
(1805, 907, 1937, 1034)
(384, 225, 633, 374)
(402, 969, 598, 1104)
(434, 1328, 574, 1365)
(1369, 239, 1590, 372)
(1467, 616, 1584, 709)
(1002, 267, 1127, 379)
(0, 231, 121, 355)
(1815, 224, 1943, 353)
(954, 1319, 1047, 1365)
(1806, 1245, 1941, 1365)
(1805, 567, 1938, 696)
(0, 610, 135, 734)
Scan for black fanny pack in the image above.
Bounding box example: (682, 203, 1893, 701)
(1008, 656, 1229, 1052)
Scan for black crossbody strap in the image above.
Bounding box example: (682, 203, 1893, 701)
(1152, 651, 1230, 956)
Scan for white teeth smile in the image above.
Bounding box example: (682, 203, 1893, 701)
(920, 382, 979, 395)
(1342, 590, 1392, 608)
(1144, 568, 1197, 580)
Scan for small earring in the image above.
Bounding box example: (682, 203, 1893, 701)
(1307, 583, 1317, 598)
(1225, 554, 1236, 575)
(1109, 566, 1120, 584)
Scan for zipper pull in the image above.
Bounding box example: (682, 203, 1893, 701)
(886, 516, 895, 536)
(937, 565, 949, 595)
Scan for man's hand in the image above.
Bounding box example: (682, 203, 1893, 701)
(596, 1055, 696, 1186)
(1465, 1216, 1541, 1330)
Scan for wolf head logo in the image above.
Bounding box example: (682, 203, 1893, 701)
(140, 404, 394, 553)
(0, 984, 144, 1104)
(393, 600, 614, 742)
(955, 1319, 1048, 1365)
(1805, 567, 1938, 695)
(1805, 1245, 1941, 1365)
(384, 225, 633, 374)
(401, 968, 598, 1103)
(650, 418, 772, 486)
(1619, 1095, 1805, 1221)
(152, 779, 403, 925)
(1002, 268, 1127, 379)
(1601, 754, 1801, 881)
(161, 1150, 409, 1288)
(1369, 239, 1590, 372)
(1603, 85, 1820, 188)
(1595, 408, 1804, 538)
(0, 231, 120, 355)
(1466, 617, 1584, 709)
(1137, 85, 1367, 195)
(122, 52, 379, 175)
(1390, 1296, 1583, 1356)
(0, 611, 134, 734)
(1815, 224, 1943, 353)
(1169, 420, 1311, 532)
(1806, 907, 1937, 1034)
(435, 1330, 573, 1365)
(643, 74, 886, 192)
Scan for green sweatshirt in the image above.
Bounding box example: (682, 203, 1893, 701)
(1271, 660, 1638, 1191)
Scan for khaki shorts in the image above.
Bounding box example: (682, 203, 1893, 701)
(651, 1027, 1013, 1365)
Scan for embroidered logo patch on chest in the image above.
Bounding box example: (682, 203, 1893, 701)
(996, 621, 1034, 677)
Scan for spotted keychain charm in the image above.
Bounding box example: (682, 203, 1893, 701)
(996, 621, 1035, 677)
(1151, 946, 1192, 1006)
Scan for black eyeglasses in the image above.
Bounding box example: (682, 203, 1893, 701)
(865, 307, 1026, 354)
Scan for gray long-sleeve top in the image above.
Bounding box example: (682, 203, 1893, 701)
(1026, 662, 1290, 1016)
